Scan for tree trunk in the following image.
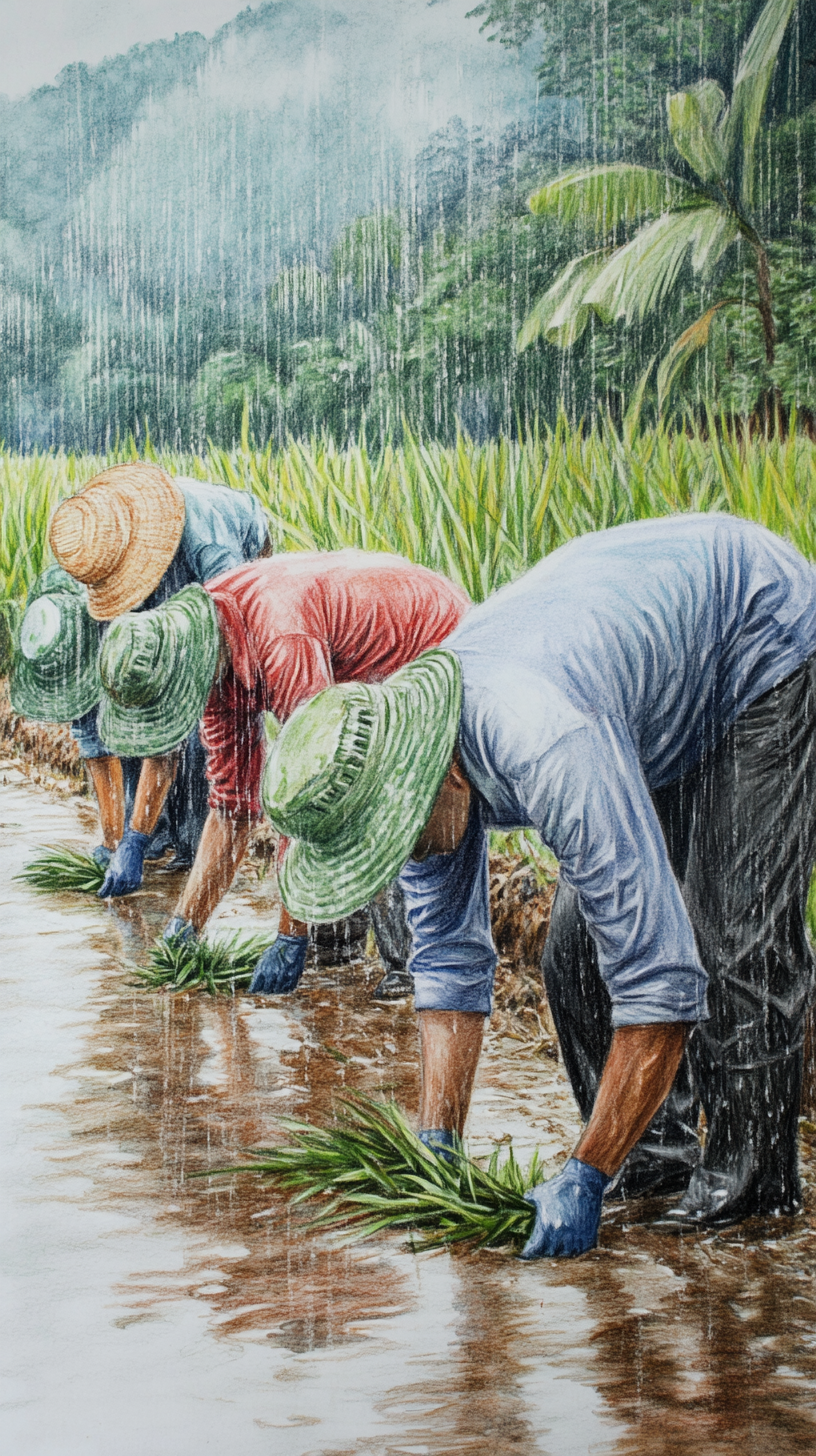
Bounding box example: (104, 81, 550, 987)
(752, 242, 776, 366)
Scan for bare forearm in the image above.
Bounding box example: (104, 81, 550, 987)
(418, 1010, 485, 1135)
(575, 1023, 688, 1177)
(176, 808, 252, 932)
(130, 755, 178, 836)
(279, 906, 308, 937)
(86, 756, 125, 846)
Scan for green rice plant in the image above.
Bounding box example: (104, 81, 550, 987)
(3, 418, 816, 618)
(18, 845, 105, 894)
(221, 1093, 544, 1249)
(139, 931, 275, 994)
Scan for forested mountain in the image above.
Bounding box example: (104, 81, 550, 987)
(0, 0, 814, 449)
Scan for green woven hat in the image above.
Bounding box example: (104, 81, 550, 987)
(9, 566, 101, 722)
(263, 649, 462, 922)
(97, 584, 220, 756)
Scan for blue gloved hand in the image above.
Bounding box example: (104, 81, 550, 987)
(419, 1128, 458, 1164)
(162, 916, 198, 945)
(248, 934, 309, 995)
(98, 828, 150, 899)
(92, 844, 112, 870)
(520, 1158, 611, 1260)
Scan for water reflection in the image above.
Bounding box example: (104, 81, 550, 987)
(2, 772, 816, 1455)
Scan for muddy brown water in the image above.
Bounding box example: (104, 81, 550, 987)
(2, 769, 816, 1455)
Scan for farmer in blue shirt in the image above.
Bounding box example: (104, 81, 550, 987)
(49, 464, 268, 895)
(260, 514, 816, 1255)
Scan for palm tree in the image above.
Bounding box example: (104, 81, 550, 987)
(517, 0, 797, 413)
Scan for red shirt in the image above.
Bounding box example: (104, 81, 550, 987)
(201, 550, 470, 817)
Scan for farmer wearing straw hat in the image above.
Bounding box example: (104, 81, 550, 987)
(48, 464, 267, 894)
(96, 550, 469, 1000)
(259, 514, 816, 1254)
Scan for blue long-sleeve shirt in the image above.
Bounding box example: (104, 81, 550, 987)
(72, 478, 267, 757)
(400, 514, 816, 1025)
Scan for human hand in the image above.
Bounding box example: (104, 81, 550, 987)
(248, 934, 309, 994)
(520, 1158, 610, 1260)
(98, 828, 150, 898)
(92, 844, 113, 870)
(162, 916, 198, 945)
(418, 1128, 458, 1164)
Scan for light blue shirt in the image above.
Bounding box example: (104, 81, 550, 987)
(401, 515, 816, 1025)
(72, 478, 267, 756)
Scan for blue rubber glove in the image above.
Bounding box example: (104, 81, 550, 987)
(162, 916, 198, 945)
(98, 828, 150, 899)
(248, 934, 309, 995)
(419, 1128, 458, 1164)
(92, 844, 112, 870)
(520, 1158, 611, 1260)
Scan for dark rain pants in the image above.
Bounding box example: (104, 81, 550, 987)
(369, 880, 412, 974)
(542, 657, 816, 1217)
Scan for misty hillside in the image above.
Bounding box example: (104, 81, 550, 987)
(0, 0, 814, 451)
(0, 0, 561, 448)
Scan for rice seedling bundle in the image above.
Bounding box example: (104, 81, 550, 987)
(18, 845, 105, 893)
(220, 1093, 545, 1249)
(139, 931, 275, 994)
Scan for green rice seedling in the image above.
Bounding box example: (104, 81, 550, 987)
(139, 931, 275, 995)
(219, 1093, 544, 1249)
(18, 845, 105, 894)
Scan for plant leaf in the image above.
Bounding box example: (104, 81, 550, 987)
(667, 82, 728, 184)
(527, 164, 695, 234)
(657, 299, 746, 412)
(723, 0, 797, 207)
(517, 251, 610, 352)
(583, 205, 733, 326)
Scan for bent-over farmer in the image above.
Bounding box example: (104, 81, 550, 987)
(96, 550, 469, 999)
(261, 514, 816, 1255)
(48, 464, 267, 891)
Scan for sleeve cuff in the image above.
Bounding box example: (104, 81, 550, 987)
(412, 957, 496, 1015)
(610, 966, 709, 1028)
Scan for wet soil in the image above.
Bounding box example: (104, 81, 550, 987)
(3, 769, 816, 1455)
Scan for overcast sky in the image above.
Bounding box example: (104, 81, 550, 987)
(0, 0, 248, 98)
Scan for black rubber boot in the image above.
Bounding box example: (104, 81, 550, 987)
(371, 969, 414, 1001)
(664, 1051, 803, 1225)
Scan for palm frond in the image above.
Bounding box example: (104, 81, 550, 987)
(138, 931, 275, 994)
(723, 0, 797, 207)
(212, 1094, 541, 1250)
(528, 165, 697, 235)
(18, 845, 105, 894)
(584, 206, 737, 326)
(657, 298, 753, 413)
(666, 82, 728, 185)
(517, 250, 610, 352)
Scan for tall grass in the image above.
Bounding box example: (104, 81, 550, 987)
(2, 413, 816, 607)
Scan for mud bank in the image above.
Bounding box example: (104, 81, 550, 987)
(3, 771, 816, 1455)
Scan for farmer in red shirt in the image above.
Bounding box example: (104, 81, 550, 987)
(96, 549, 469, 996)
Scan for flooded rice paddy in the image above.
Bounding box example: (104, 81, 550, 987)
(2, 768, 816, 1455)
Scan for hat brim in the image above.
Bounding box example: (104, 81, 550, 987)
(81, 468, 186, 620)
(10, 640, 101, 723)
(97, 589, 220, 756)
(276, 650, 462, 923)
(9, 583, 100, 722)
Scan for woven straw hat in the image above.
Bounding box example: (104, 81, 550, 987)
(10, 566, 101, 723)
(49, 464, 186, 620)
(97, 584, 220, 756)
(263, 649, 462, 923)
